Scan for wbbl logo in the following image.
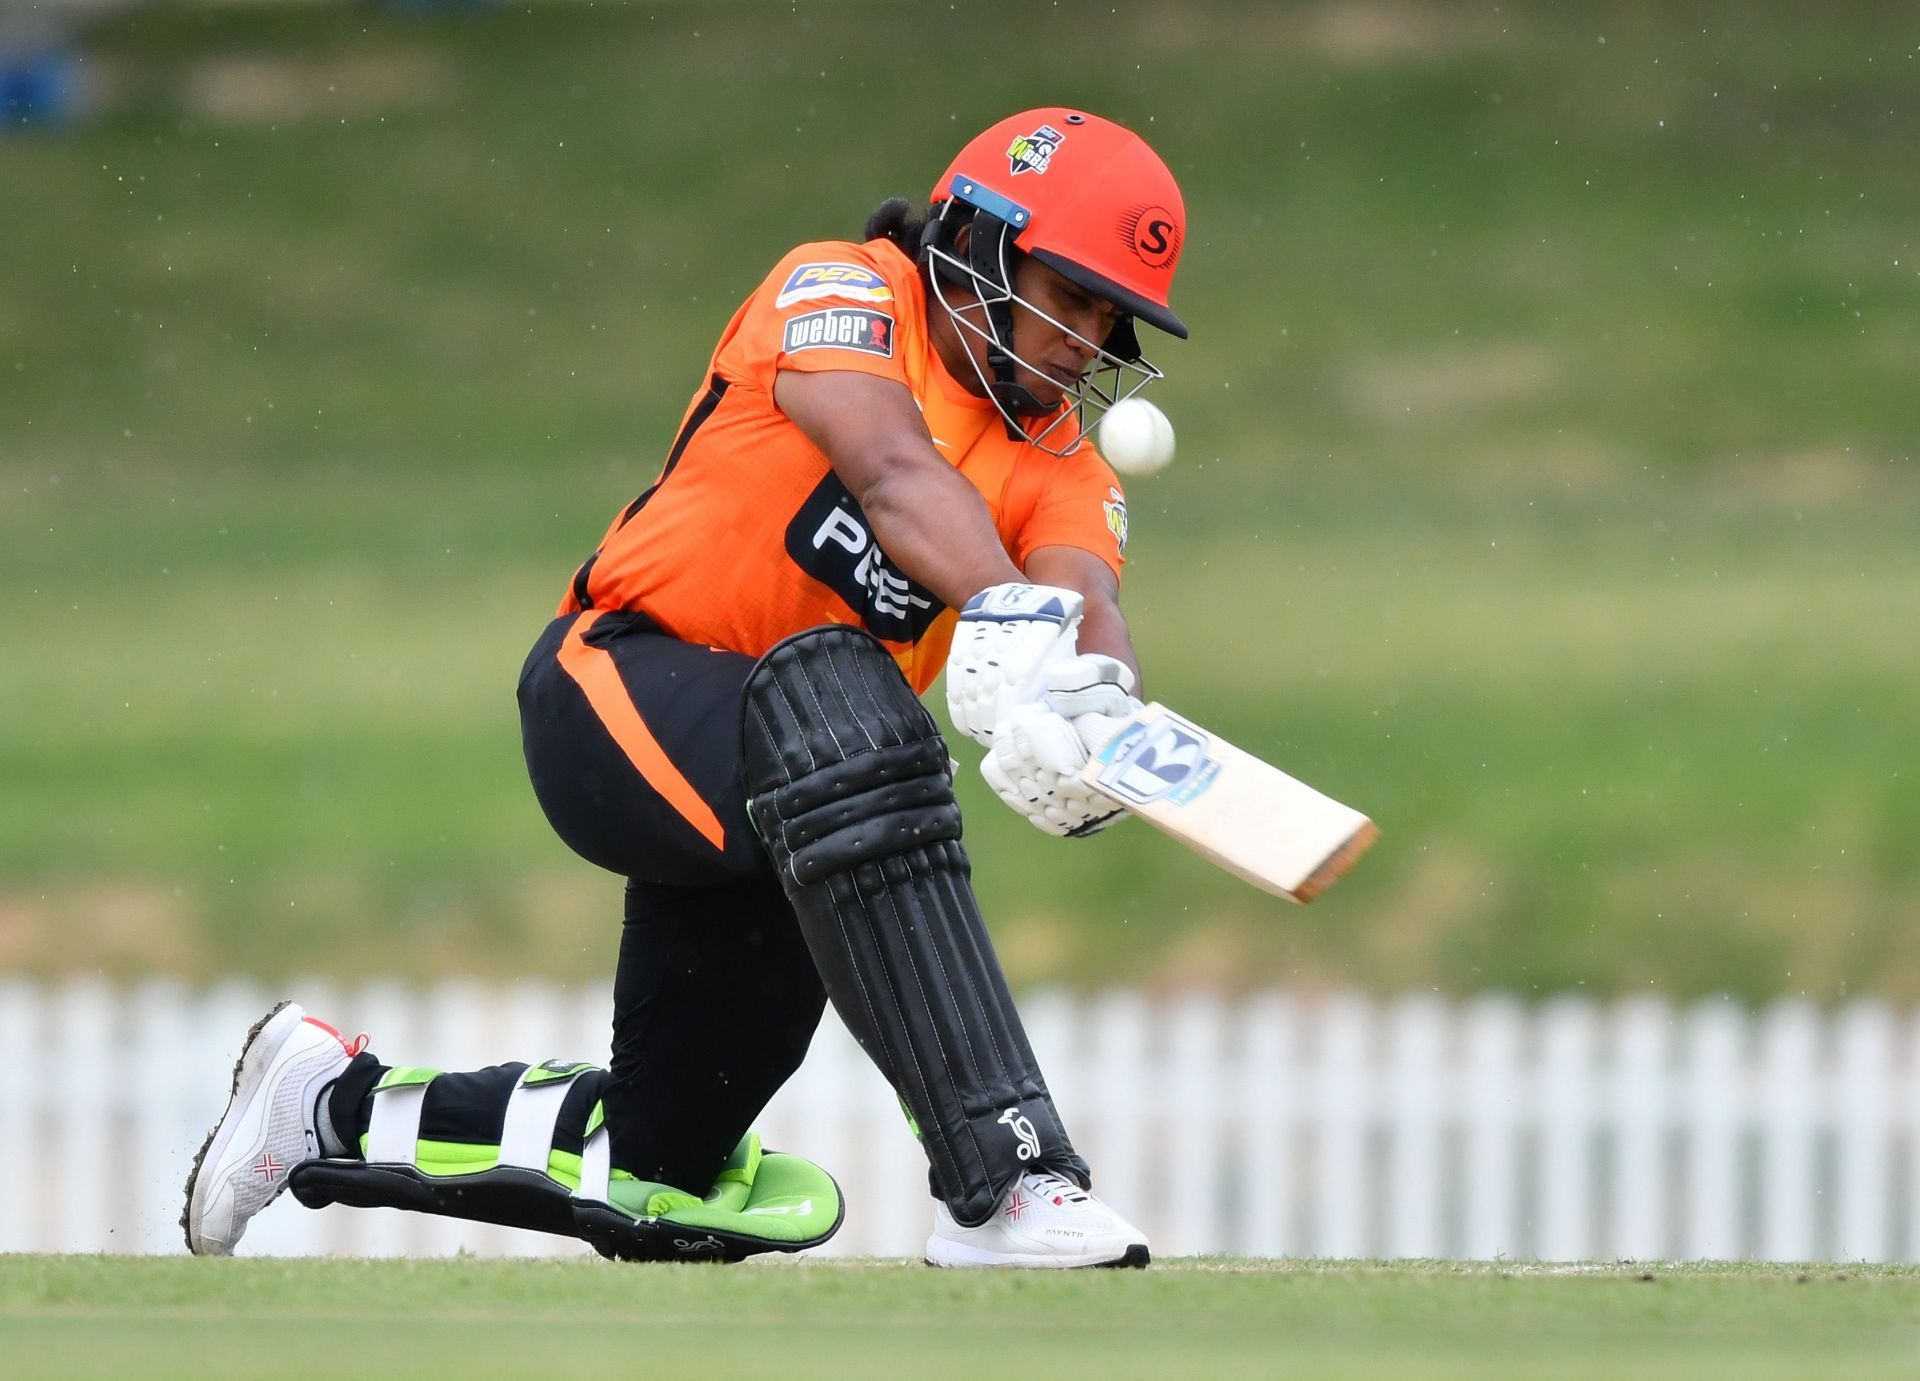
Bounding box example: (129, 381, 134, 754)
(1093, 711, 1218, 806)
(1006, 123, 1065, 176)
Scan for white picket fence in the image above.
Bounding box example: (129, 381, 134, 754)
(1, 977, 1917, 1262)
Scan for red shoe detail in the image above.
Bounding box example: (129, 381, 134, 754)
(302, 1015, 370, 1057)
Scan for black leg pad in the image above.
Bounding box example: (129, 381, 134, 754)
(740, 624, 1089, 1228)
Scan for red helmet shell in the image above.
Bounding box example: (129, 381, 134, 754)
(934, 108, 1188, 338)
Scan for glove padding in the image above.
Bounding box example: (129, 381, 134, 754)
(946, 583, 1085, 747)
(1042, 653, 1138, 723)
(983, 687, 1128, 837)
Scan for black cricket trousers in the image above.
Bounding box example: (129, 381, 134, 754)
(329, 609, 827, 1195)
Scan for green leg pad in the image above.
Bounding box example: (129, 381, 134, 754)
(288, 1135, 843, 1263)
(583, 1152, 844, 1261)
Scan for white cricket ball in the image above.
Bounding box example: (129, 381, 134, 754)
(1097, 397, 1176, 476)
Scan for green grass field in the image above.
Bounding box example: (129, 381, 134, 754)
(2, 1256, 1916, 1380)
(3, 1, 1917, 997)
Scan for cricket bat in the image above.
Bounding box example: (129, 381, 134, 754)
(1077, 702, 1377, 902)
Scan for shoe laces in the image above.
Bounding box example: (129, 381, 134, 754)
(1022, 1170, 1090, 1207)
(303, 1015, 369, 1058)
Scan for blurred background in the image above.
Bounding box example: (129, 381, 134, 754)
(1, 0, 1917, 1260)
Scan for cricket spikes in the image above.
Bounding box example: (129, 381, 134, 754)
(182, 1001, 368, 1256)
(924, 1169, 1150, 1269)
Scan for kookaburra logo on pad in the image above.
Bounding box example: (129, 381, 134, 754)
(998, 1108, 1042, 1161)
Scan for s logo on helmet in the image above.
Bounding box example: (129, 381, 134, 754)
(1006, 123, 1066, 175)
(1118, 203, 1182, 269)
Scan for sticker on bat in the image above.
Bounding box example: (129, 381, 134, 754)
(1092, 711, 1222, 806)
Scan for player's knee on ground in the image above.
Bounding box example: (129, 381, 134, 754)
(290, 1058, 841, 1261)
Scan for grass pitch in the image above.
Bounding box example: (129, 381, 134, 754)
(1, 1256, 1916, 1380)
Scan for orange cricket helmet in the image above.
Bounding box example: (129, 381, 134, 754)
(932, 108, 1188, 340)
(919, 108, 1188, 452)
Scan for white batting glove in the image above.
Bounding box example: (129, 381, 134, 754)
(980, 702, 1131, 838)
(946, 582, 1085, 747)
(1042, 655, 1141, 750)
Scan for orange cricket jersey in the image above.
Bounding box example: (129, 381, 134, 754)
(560, 237, 1129, 693)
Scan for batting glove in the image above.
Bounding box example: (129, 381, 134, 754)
(946, 582, 1085, 747)
(980, 702, 1131, 838)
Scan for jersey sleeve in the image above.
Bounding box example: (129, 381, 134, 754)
(1008, 448, 1130, 580)
(715, 242, 912, 390)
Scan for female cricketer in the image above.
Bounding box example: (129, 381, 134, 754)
(184, 108, 1189, 1269)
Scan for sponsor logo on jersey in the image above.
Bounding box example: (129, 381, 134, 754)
(1093, 711, 1222, 807)
(1117, 203, 1181, 269)
(1007, 122, 1066, 175)
(785, 473, 945, 641)
(775, 261, 896, 309)
(1103, 486, 1129, 555)
(782, 307, 895, 358)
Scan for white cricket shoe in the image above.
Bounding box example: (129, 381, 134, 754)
(182, 1001, 366, 1256)
(925, 1170, 1150, 1268)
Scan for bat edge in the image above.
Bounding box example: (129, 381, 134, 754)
(1289, 819, 1380, 903)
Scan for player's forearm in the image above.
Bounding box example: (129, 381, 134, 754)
(857, 462, 1024, 610)
(772, 368, 1023, 606)
(1022, 544, 1142, 693)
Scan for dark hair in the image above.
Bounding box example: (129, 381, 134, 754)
(863, 197, 933, 253)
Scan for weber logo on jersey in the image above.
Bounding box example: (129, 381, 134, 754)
(1091, 710, 1221, 807)
(783, 307, 895, 358)
(775, 262, 895, 309)
(786, 473, 944, 641)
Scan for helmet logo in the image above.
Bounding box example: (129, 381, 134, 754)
(1006, 123, 1066, 176)
(1119, 203, 1181, 269)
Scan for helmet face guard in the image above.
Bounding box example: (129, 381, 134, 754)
(921, 185, 1163, 458)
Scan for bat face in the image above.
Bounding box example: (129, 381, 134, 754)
(1079, 703, 1377, 903)
(1084, 709, 1218, 807)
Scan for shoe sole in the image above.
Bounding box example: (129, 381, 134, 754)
(923, 1239, 1151, 1269)
(180, 999, 297, 1255)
